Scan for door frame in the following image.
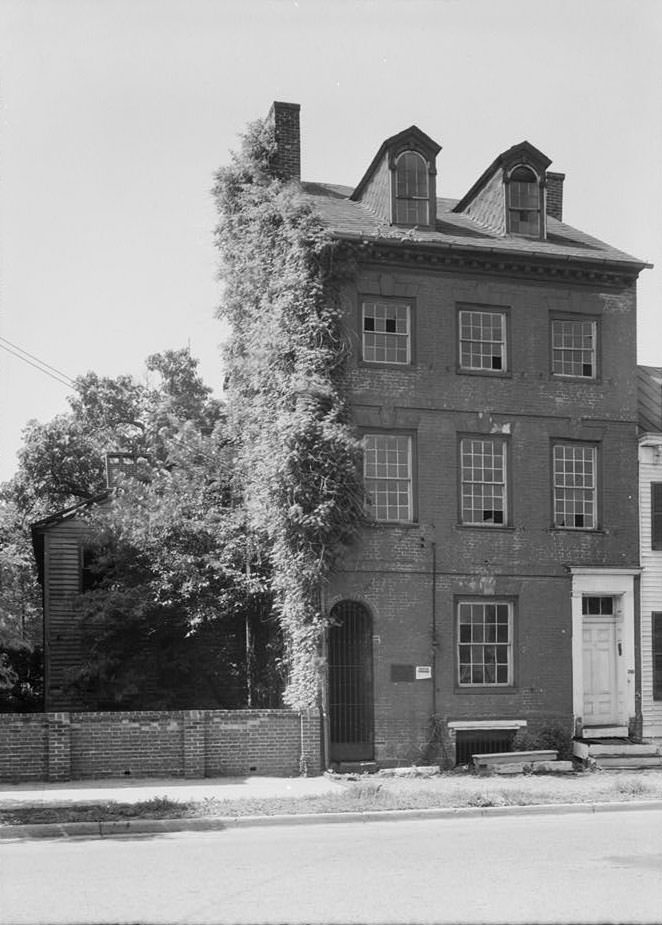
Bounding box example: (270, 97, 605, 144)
(570, 568, 639, 734)
(327, 599, 375, 764)
(582, 613, 619, 726)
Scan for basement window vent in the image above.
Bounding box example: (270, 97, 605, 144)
(455, 729, 515, 766)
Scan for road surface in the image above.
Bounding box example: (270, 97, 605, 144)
(1, 808, 661, 923)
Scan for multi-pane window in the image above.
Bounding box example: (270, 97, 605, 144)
(363, 434, 413, 522)
(582, 596, 614, 616)
(458, 601, 513, 686)
(362, 301, 410, 365)
(651, 483, 662, 550)
(507, 165, 540, 236)
(553, 443, 597, 529)
(394, 151, 429, 225)
(552, 319, 597, 378)
(460, 438, 507, 526)
(459, 309, 507, 372)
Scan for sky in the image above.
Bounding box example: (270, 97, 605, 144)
(1, 0, 661, 483)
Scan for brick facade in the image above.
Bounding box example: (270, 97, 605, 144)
(0, 710, 321, 783)
(328, 261, 640, 765)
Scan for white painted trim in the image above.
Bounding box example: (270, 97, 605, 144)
(571, 570, 637, 731)
(447, 720, 527, 731)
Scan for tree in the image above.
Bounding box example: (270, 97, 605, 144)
(8, 348, 222, 520)
(0, 494, 43, 710)
(72, 420, 281, 709)
(213, 117, 365, 708)
(2, 349, 282, 710)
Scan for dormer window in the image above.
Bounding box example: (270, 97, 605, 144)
(507, 165, 541, 237)
(394, 151, 429, 225)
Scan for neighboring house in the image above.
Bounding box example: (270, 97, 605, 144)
(31, 454, 133, 711)
(638, 366, 662, 744)
(32, 494, 108, 711)
(267, 102, 650, 766)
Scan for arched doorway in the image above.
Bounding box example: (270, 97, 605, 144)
(328, 601, 374, 763)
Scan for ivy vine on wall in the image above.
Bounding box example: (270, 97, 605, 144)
(213, 117, 365, 708)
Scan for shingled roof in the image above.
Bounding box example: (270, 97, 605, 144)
(300, 181, 648, 272)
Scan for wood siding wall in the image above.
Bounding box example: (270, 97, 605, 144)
(639, 440, 662, 740)
(41, 518, 88, 710)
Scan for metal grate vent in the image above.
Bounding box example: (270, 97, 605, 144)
(455, 729, 515, 766)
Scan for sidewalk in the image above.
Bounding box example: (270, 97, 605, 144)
(0, 774, 346, 809)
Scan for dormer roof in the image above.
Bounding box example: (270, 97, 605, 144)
(453, 141, 552, 215)
(351, 125, 442, 202)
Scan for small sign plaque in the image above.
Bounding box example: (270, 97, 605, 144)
(415, 666, 432, 680)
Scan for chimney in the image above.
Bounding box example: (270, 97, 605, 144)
(105, 452, 137, 489)
(546, 171, 565, 222)
(268, 101, 301, 182)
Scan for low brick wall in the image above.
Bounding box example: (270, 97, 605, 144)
(0, 709, 322, 783)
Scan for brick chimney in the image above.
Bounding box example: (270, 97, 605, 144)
(105, 452, 137, 489)
(546, 171, 565, 222)
(268, 101, 301, 182)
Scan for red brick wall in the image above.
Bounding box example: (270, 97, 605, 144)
(546, 172, 565, 221)
(328, 263, 638, 764)
(268, 101, 300, 182)
(0, 714, 48, 781)
(0, 710, 321, 782)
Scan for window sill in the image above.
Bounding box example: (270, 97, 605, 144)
(358, 360, 415, 371)
(456, 368, 511, 379)
(550, 527, 605, 535)
(369, 520, 419, 529)
(551, 373, 600, 384)
(455, 524, 515, 532)
(455, 686, 517, 695)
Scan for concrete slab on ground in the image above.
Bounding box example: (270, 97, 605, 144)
(0, 775, 347, 808)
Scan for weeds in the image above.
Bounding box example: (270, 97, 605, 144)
(2, 770, 662, 826)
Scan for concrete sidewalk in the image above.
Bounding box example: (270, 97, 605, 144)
(0, 774, 346, 808)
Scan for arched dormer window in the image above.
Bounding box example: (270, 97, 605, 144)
(507, 165, 541, 237)
(394, 151, 429, 225)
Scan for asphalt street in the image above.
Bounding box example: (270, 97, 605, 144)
(1, 808, 661, 924)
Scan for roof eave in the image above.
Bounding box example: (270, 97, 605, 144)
(330, 231, 651, 276)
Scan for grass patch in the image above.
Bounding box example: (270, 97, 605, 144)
(2, 771, 662, 827)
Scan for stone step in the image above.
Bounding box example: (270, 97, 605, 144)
(334, 761, 378, 774)
(594, 756, 662, 769)
(582, 726, 629, 739)
(588, 744, 660, 758)
(473, 750, 557, 768)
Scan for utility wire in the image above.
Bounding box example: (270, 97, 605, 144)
(0, 337, 74, 386)
(0, 339, 75, 389)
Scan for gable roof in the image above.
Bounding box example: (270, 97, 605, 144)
(638, 365, 662, 434)
(350, 125, 442, 202)
(30, 492, 110, 585)
(453, 141, 552, 214)
(301, 182, 649, 272)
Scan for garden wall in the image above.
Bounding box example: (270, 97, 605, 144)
(0, 709, 321, 782)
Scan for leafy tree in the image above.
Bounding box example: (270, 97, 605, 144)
(0, 495, 43, 710)
(2, 349, 282, 710)
(213, 117, 364, 707)
(72, 420, 281, 709)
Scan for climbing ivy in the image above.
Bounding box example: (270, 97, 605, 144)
(214, 117, 364, 708)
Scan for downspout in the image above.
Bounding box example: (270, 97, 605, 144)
(319, 585, 330, 771)
(431, 541, 438, 718)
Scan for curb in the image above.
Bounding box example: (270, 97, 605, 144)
(2, 799, 662, 840)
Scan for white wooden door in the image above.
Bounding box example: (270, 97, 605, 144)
(582, 618, 618, 725)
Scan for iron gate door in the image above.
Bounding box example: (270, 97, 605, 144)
(328, 601, 374, 762)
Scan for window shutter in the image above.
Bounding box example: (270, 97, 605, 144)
(653, 614, 662, 701)
(652, 484, 662, 550)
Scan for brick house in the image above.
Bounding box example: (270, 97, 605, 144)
(266, 102, 650, 766)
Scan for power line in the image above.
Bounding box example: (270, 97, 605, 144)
(0, 335, 76, 385)
(0, 338, 75, 389)
(0, 340, 75, 389)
